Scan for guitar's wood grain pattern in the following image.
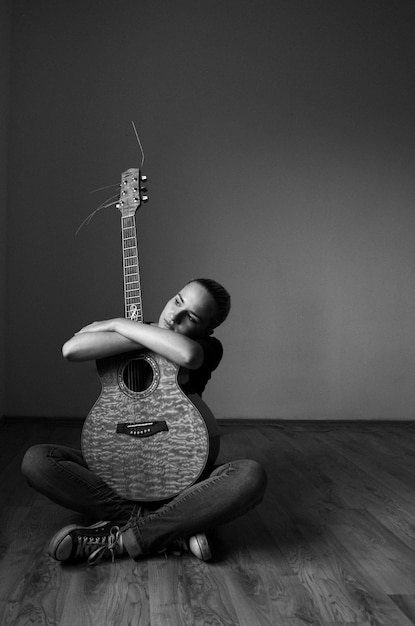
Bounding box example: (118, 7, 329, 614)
(82, 351, 219, 501)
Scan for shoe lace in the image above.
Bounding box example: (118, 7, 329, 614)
(74, 526, 122, 566)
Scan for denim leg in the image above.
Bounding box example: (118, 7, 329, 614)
(122, 459, 267, 559)
(21, 444, 136, 525)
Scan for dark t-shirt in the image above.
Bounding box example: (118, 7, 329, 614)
(178, 336, 223, 397)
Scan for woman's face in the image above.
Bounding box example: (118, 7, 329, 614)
(158, 282, 217, 338)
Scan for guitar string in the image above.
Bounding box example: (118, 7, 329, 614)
(131, 120, 145, 168)
(124, 214, 142, 411)
(123, 215, 133, 402)
(75, 120, 144, 236)
(75, 192, 119, 235)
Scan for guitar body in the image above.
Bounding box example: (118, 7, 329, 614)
(81, 349, 220, 501)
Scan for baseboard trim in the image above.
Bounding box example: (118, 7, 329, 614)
(1, 415, 415, 427)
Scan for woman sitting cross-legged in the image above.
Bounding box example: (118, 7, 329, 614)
(22, 279, 267, 564)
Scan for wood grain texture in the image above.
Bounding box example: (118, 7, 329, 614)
(82, 351, 219, 501)
(2, 419, 415, 624)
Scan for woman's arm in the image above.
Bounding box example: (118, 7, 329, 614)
(62, 329, 140, 362)
(62, 318, 204, 369)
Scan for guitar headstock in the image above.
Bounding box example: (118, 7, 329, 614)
(117, 168, 148, 218)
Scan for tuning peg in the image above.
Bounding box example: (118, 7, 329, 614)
(140, 174, 148, 182)
(142, 195, 149, 202)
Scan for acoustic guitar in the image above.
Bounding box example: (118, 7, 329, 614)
(81, 168, 220, 501)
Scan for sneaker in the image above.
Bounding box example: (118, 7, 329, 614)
(48, 521, 125, 565)
(164, 533, 212, 561)
(188, 533, 212, 561)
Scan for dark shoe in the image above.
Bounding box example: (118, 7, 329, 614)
(48, 521, 125, 565)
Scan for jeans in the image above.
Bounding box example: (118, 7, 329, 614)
(22, 444, 267, 559)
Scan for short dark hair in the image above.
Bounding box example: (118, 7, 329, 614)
(188, 278, 231, 329)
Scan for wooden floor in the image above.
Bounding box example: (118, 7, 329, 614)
(1, 419, 415, 625)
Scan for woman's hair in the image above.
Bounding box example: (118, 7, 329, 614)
(188, 278, 231, 329)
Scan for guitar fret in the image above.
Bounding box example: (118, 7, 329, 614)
(120, 202, 143, 324)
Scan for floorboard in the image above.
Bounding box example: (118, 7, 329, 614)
(1, 419, 415, 625)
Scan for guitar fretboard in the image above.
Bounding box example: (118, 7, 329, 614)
(122, 215, 143, 322)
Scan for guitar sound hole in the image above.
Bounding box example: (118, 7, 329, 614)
(122, 358, 154, 392)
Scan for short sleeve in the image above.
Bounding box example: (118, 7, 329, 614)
(178, 336, 223, 396)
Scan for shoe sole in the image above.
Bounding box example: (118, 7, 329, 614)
(190, 534, 212, 561)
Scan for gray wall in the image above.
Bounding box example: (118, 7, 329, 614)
(5, 0, 415, 420)
(0, 0, 11, 418)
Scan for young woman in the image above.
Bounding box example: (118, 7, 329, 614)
(22, 279, 267, 565)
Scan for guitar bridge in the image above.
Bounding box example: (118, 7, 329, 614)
(116, 421, 169, 438)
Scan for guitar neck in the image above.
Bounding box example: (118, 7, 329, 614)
(122, 214, 143, 322)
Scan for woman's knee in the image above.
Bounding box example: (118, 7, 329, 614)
(21, 444, 50, 482)
(218, 458, 267, 503)
(238, 459, 267, 496)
